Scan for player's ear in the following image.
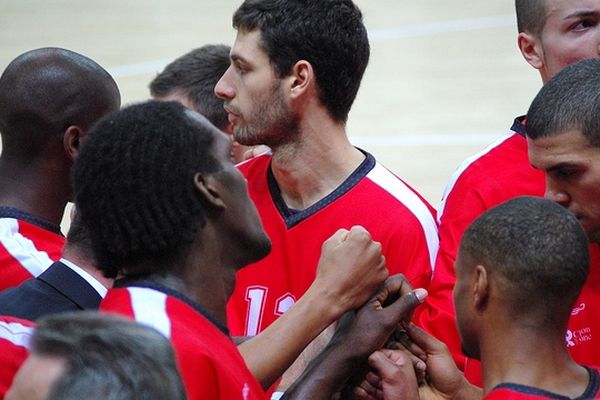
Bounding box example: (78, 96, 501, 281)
(287, 60, 314, 100)
(517, 32, 544, 70)
(472, 264, 489, 311)
(63, 125, 84, 161)
(193, 173, 226, 211)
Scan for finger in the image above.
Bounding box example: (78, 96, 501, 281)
(380, 348, 427, 378)
(364, 371, 382, 390)
(373, 274, 414, 306)
(384, 289, 428, 322)
(392, 328, 427, 361)
(242, 148, 256, 161)
(353, 385, 380, 400)
(357, 376, 380, 396)
(369, 350, 404, 372)
(369, 350, 418, 395)
(405, 321, 447, 355)
(347, 225, 371, 239)
(344, 226, 375, 251)
(326, 228, 350, 244)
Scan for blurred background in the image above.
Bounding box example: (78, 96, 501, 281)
(0, 0, 543, 229)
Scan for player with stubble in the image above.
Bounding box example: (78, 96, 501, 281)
(215, 0, 438, 349)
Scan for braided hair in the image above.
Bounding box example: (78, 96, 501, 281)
(72, 100, 221, 278)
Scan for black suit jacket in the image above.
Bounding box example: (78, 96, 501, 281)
(0, 261, 102, 321)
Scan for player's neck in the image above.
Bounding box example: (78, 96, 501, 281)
(481, 323, 588, 398)
(270, 118, 365, 210)
(146, 263, 230, 328)
(62, 245, 113, 290)
(0, 156, 70, 225)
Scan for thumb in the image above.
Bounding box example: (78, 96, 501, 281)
(384, 288, 427, 322)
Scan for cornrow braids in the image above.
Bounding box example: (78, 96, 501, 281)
(72, 100, 221, 278)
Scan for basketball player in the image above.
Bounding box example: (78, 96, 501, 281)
(415, 0, 600, 382)
(0, 48, 120, 290)
(215, 0, 438, 348)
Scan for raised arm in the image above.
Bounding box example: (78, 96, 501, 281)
(238, 225, 388, 389)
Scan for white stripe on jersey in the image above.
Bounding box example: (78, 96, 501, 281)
(367, 163, 439, 271)
(437, 131, 516, 223)
(0, 320, 34, 348)
(0, 218, 53, 277)
(128, 287, 172, 339)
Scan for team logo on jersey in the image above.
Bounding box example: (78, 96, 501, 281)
(565, 327, 592, 348)
(242, 383, 250, 400)
(571, 303, 586, 316)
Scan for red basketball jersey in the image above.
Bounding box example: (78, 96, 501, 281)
(0, 212, 65, 291)
(227, 152, 439, 337)
(101, 285, 265, 400)
(484, 367, 600, 399)
(0, 316, 34, 398)
(414, 118, 600, 385)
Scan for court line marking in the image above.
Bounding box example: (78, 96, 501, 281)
(350, 133, 502, 147)
(369, 15, 514, 40)
(107, 14, 515, 78)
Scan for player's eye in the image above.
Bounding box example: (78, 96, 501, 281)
(572, 18, 597, 31)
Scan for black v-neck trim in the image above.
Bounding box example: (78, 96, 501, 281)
(491, 366, 600, 399)
(113, 278, 229, 335)
(511, 115, 527, 138)
(267, 150, 376, 229)
(0, 207, 63, 235)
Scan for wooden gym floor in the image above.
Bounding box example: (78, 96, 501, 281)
(0, 0, 543, 229)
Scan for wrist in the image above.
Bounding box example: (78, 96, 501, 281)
(303, 281, 347, 322)
(453, 379, 482, 400)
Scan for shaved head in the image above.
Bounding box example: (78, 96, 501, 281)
(515, 0, 547, 35)
(0, 47, 120, 160)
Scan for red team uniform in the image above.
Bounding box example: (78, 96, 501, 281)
(0, 208, 65, 291)
(483, 367, 600, 399)
(413, 117, 600, 384)
(227, 152, 439, 336)
(0, 316, 34, 398)
(100, 282, 265, 400)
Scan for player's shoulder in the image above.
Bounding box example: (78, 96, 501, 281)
(364, 161, 438, 251)
(452, 131, 525, 183)
(0, 315, 35, 347)
(366, 162, 433, 213)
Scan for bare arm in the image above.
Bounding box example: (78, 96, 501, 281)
(238, 226, 388, 389)
(282, 276, 428, 399)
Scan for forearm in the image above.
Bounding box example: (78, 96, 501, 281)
(281, 335, 359, 399)
(453, 381, 482, 400)
(239, 284, 342, 390)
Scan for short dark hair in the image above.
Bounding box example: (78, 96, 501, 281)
(72, 100, 222, 279)
(527, 58, 600, 147)
(232, 0, 370, 123)
(515, 0, 547, 35)
(64, 208, 95, 263)
(0, 47, 120, 161)
(32, 312, 186, 400)
(459, 196, 589, 328)
(149, 44, 231, 130)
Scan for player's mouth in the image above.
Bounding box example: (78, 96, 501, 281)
(224, 105, 240, 124)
